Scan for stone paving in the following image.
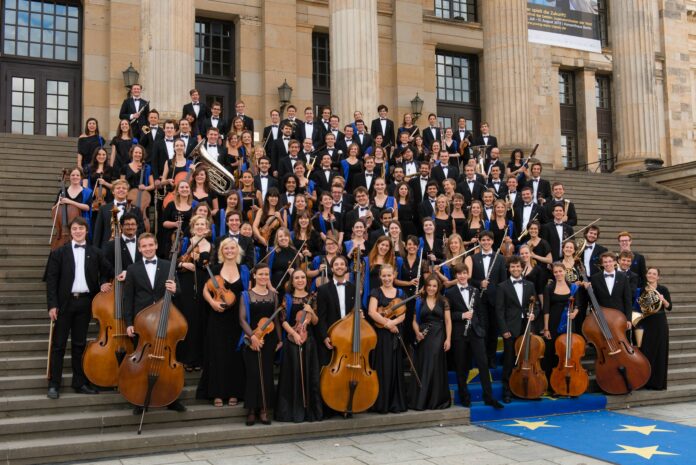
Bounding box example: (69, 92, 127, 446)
(79, 402, 696, 465)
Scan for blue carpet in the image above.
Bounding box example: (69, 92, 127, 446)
(482, 411, 693, 465)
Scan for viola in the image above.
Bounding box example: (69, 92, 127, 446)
(581, 274, 651, 394)
(292, 293, 317, 346)
(374, 294, 420, 329)
(509, 296, 548, 399)
(178, 236, 206, 265)
(92, 174, 107, 211)
(259, 203, 290, 244)
(118, 219, 188, 434)
(49, 169, 82, 250)
(126, 162, 152, 232)
(245, 299, 285, 346)
(83, 207, 134, 387)
(550, 296, 589, 397)
(204, 264, 236, 310)
(320, 248, 379, 414)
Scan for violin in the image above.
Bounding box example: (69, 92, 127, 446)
(259, 203, 290, 244)
(178, 236, 206, 265)
(49, 169, 81, 251)
(118, 219, 188, 434)
(509, 296, 548, 399)
(320, 248, 379, 414)
(204, 264, 236, 310)
(501, 226, 515, 258)
(245, 298, 285, 347)
(374, 294, 420, 329)
(550, 296, 589, 397)
(83, 207, 134, 387)
(314, 256, 331, 288)
(292, 293, 317, 346)
(92, 174, 107, 211)
(581, 272, 651, 394)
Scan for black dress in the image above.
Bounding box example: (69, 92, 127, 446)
(293, 231, 323, 256)
(110, 137, 133, 174)
(242, 290, 278, 410)
(489, 219, 510, 251)
(463, 222, 484, 245)
(434, 216, 453, 242)
(542, 284, 571, 379)
(160, 204, 193, 258)
(174, 250, 209, 368)
(452, 216, 467, 237)
(198, 269, 245, 401)
(313, 212, 343, 240)
(121, 164, 147, 190)
(369, 288, 408, 413)
(409, 298, 451, 410)
(398, 256, 423, 346)
(271, 247, 298, 296)
(640, 285, 671, 390)
(274, 297, 323, 422)
(396, 202, 417, 238)
(78, 134, 102, 168)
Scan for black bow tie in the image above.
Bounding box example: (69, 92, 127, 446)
(366, 173, 373, 178)
(229, 233, 239, 238)
(421, 177, 428, 181)
(145, 259, 157, 265)
(460, 287, 468, 292)
(604, 273, 614, 278)
(533, 178, 540, 182)
(192, 102, 199, 105)
(512, 279, 523, 285)
(359, 207, 369, 211)
(150, 126, 158, 130)
(180, 134, 189, 138)
(207, 143, 216, 148)
(116, 202, 127, 207)
(260, 175, 268, 179)
(272, 125, 278, 128)
(283, 137, 290, 140)
(74, 243, 85, 249)
(482, 253, 492, 258)
(306, 122, 313, 125)
(212, 117, 219, 120)
(524, 203, 533, 207)
(335, 282, 345, 287)
(468, 179, 475, 183)
(586, 245, 593, 250)
(493, 181, 500, 184)
(134, 98, 140, 101)
(123, 238, 135, 243)
(165, 138, 174, 142)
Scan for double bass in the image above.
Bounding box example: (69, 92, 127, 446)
(509, 296, 547, 399)
(550, 296, 589, 397)
(83, 208, 134, 387)
(118, 219, 188, 434)
(581, 275, 651, 395)
(49, 169, 81, 250)
(320, 248, 379, 415)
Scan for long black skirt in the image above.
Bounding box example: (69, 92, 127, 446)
(242, 334, 277, 410)
(408, 322, 451, 410)
(370, 327, 407, 413)
(640, 312, 669, 390)
(275, 336, 323, 422)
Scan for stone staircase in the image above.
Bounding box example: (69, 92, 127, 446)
(0, 132, 695, 464)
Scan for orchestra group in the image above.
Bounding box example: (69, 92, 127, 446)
(44, 86, 672, 428)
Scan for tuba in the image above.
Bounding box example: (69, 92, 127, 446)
(191, 139, 236, 195)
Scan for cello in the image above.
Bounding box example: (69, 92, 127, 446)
(581, 273, 651, 395)
(550, 296, 589, 397)
(117, 219, 188, 434)
(49, 169, 81, 250)
(83, 207, 134, 387)
(509, 296, 548, 399)
(320, 248, 379, 415)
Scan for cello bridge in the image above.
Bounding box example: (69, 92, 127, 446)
(608, 349, 621, 355)
(346, 363, 362, 369)
(148, 354, 165, 360)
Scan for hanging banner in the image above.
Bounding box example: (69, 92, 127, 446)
(527, 0, 602, 53)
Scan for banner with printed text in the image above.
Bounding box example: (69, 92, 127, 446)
(527, 0, 601, 53)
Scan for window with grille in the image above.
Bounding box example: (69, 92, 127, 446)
(559, 71, 579, 169)
(312, 32, 331, 112)
(436, 51, 477, 104)
(597, 0, 609, 48)
(596, 75, 614, 172)
(195, 19, 233, 77)
(434, 0, 477, 22)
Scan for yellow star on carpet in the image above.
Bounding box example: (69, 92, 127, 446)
(614, 425, 675, 436)
(610, 444, 678, 459)
(504, 420, 559, 431)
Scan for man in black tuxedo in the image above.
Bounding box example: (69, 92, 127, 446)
(150, 119, 178, 181)
(444, 263, 503, 409)
(254, 157, 278, 202)
(93, 180, 145, 249)
(181, 88, 210, 134)
(350, 155, 378, 196)
(541, 204, 574, 261)
(505, 177, 523, 216)
(327, 115, 345, 144)
(367, 209, 393, 251)
(234, 100, 254, 134)
(119, 83, 148, 139)
(495, 256, 538, 403)
(102, 212, 142, 272)
(177, 118, 198, 157)
(465, 231, 508, 367)
(481, 190, 496, 224)
(590, 252, 633, 324)
(343, 187, 378, 234)
(45, 217, 109, 399)
(486, 165, 507, 199)
(296, 107, 324, 148)
(483, 148, 506, 180)
(211, 211, 255, 269)
(617, 231, 647, 289)
(262, 109, 282, 146)
(617, 251, 640, 301)
(278, 140, 306, 180)
(457, 165, 486, 205)
(318, 106, 332, 132)
(581, 225, 607, 277)
(418, 181, 440, 221)
(310, 153, 339, 195)
(526, 162, 552, 205)
(454, 117, 474, 163)
(354, 119, 373, 153)
(408, 163, 433, 205)
(370, 104, 396, 148)
(336, 124, 359, 156)
(472, 122, 498, 157)
(270, 122, 293, 175)
(544, 182, 577, 226)
(280, 104, 299, 139)
(122, 233, 185, 412)
(422, 113, 441, 150)
(138, 110, 164, 152)
(201, 101, 228, 141)
(315, 256, 355, 366)
(331, 182, 353, 216)
(431, 150, 460, 184)
(514, 187, 545, 242)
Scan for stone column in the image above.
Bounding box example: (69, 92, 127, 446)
(392, 0, 424, 119)
(610, 0, 660, 171)
(140, 0, 195, 121)
(330, 0, 379, 123)
(481, 0, 532, 152)
(577, 69, 599, 169)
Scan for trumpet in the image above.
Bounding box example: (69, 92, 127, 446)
(191, 139, 236, 195)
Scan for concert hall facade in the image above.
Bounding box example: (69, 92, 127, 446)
(1, 0, 695, 171)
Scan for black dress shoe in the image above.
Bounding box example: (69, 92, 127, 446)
(133, 406, 144, 415)
(488, 359, 497, 369)
(485, 399, 504, 410)
(47, 387, 59, 399)
(167, 400, 187, 412)
(74, 384, 99, 395)
(460, 396, 471, 407)
(259, 410, 271, 425)
(246, 411, 256, 426)
(503, 395, 512, 404)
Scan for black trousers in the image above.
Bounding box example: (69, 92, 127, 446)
(501, 336, 516, 395)
(49, 294, 92, 389)
(482, 300, 498, 363)
(452, 333, 494, 403)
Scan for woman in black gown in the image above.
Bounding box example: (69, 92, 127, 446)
(314, 192, 344, 246)
(463, 200, 485, 249)
(395, 236, 423, 346)
(77, 117, 103, 169)
(541, 263, 579, 381)
(240, 264, 282, 425)
(200, 238, 249, 406)
(395, 183, 417, 238)
(367, 264, 408, 413)
(410, 275, 452, 410)
(433, 195, 454, 243)
(110, 119, 133, 174)
(175, 214, 211, 371)
(85, 147, 115, 208)
(161, 180, 195, 257)
(275, 270, 323, 422)
(639, 267, 672, 390)
(270, 227, 299, 296)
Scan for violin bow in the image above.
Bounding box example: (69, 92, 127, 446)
(480, 226, 507, 296)
(273, 239, 308, 290)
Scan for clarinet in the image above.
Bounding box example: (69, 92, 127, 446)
(463, 291, 476, 337)
(414, 324, 431, 346)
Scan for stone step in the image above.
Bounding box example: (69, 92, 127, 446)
(0, 193, 61, 203)
(665, 366, 696, 385)
(607, 382, 696, 409)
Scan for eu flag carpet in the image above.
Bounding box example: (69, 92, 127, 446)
(481, 410, 694, 465)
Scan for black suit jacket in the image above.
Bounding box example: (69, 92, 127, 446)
(370, 118, 396, 147)
(408, 176, 432, 204)
(102, 237, 141, 277)
(178, 134, 198, 158)
(513, 202, 546, 240)
(235, 114, 254, 134)
(150, 138, 173, 180)
(316, 280, 356, 342)
(582, 242, 608, 276)
(541, 222, 574, 261)
(431, 164, 460, 184)
(422, 127, 442, 150)
(457, 178, 486, 205)
(253, 174, 279, 194)
(495, 278, 538, 337)
(123, 259, 172, 326)
(355, 132, 373, 153)
(589, 271, 633, 320)
(630, 252, 647, 289)
(544, 199, 577, 226)
(92, 203, 144, 250)
(486, 179, 508, 199)
(525, 177, 552, 204)
(469, 252, 508, 305)
(310, 167, 340, 194)
(270, 138, 290, 173)
(296, 121, 325, 147)
(343, 206, 379, 235)
(446, 286, 487, 338)
(45, 243, 107, 311)
(119, 97, 148, 136)
(351, 172, 378, 197)
(278, 155, 307, 180)
(472, 134, 498, 156)
(419, 197, 437, 221)
(263, 124, 282, 145)
(336, 138, 361, 157)
(138, 126, 164, 153)
(455, 129, 474, 160)
(181, 102, 210, 134)
(201, 117, 229, 140)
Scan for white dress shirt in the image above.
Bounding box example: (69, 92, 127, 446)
(511, 277, 524, 306)
(165, 138, 175, 159)
(304, 122, 314, 139)
(134, 98, 141, 113)
(334, 279, 347, 318)
(532, 177, 540, 203)
(604, 271, 615, 295)
(459, 286, 471, 313)
(555, 222, 564, 255)
(71, 241, 89, 293)
(145, 259, 158, 289)
(522, 203, 533, 229)
(123, 235, 137, 262)
(583, 244, 595, 275)
(380, 118, 387, 136)
(206, 143, 219, 158)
